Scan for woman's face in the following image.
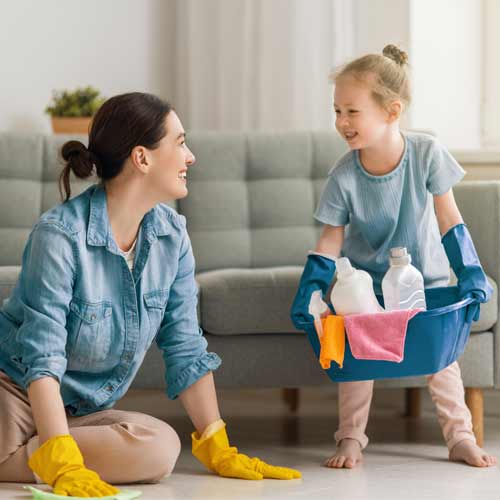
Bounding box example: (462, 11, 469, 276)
(145, 111, 195, 201)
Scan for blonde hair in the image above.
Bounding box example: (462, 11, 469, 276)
(331, 44, 411, 111)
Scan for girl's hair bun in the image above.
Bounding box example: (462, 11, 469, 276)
(382, 44, 408, 66)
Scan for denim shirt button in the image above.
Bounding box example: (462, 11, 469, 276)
(90, 314, 97, 321)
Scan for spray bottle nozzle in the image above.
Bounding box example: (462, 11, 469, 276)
(336, 257, 355, 279)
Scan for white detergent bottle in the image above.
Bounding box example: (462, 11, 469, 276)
(330, 257, 384, 315)
(382, 247, 427, 311)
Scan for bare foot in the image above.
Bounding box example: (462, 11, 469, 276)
(324, 438, 363, 469)
(449, 440, 498, 467)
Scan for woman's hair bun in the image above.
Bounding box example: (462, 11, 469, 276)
(61, 140, 94, 178)
(382, 44, 408, 66)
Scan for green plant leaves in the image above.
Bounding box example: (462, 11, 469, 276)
(45, 86, 106, 117)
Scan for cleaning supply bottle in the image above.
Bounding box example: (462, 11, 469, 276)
(382, 247, 427, 311)
(330, 257, 384, 315)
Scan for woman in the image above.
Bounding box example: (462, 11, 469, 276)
(0, 93, 301, 497)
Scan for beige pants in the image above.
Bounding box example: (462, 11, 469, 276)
(335, 361, 476, 451)
(0, 371, 181, 484)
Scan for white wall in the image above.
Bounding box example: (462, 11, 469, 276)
(352, 0, 482, 149)
(0, 0, 175, 133)
(352, 0, 412, 127)
(483, 0, 500, 148)
(174, 0, 343, 131)
(353, 0, 411, 55)
(409, 0, 482, 149)
(0, 0, 489, 151)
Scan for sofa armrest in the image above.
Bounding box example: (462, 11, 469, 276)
(454, 181, 500, 387)
(454, 182, 500, 284)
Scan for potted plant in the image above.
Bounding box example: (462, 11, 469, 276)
(45, 86, 106, 134)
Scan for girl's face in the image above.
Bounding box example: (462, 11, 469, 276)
(145, 111, 195, 201)
(333, 75, 393, 150)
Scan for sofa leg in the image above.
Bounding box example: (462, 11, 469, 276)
(282, 388, 300, 413)
(465, 387, 484, 448)
(404, 388, 421, 418)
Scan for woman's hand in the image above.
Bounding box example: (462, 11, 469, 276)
(28, 434, 119, 497)
(192, 421, 301, 480)
(27, 377, 118, 497)
(180, 375, 301, 480)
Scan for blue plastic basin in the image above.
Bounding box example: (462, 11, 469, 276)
(302, 286, 479, 382)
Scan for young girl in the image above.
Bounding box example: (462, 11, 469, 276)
(292, 45, 497, 469)
(0, 92, 300, 497)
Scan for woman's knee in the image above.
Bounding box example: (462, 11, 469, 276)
(116, 419, 181, 482)
(142, 421, 181, 482)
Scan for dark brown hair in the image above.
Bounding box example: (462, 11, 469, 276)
(59, 92, 172, 201)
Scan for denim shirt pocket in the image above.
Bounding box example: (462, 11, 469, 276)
(143, 288, 169, 345)
(66, 297, 113, 372)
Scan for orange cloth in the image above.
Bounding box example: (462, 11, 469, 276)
(317, 315, 345, 369)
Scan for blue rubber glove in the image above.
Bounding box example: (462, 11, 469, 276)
(291, 253, 336, 330)
(442, 224, 493, 311)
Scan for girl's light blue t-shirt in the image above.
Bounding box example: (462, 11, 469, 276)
(314, 132, 465, 293)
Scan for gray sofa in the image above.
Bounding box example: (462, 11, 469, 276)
(1, 131, 498, 442)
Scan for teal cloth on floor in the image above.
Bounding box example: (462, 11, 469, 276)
(25, 486, 142, 500)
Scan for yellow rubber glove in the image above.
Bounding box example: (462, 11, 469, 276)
(28, 434, 120, 497)
(192, 420, 301, 480)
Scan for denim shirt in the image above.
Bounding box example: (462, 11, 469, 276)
(0, 184, 221, 416)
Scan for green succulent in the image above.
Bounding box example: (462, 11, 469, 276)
(45, 86, 106, 117)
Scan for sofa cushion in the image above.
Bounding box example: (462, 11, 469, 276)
(0, 134, 44, 266)
(181, 131, 346, 273)
(197, 267, 301, 335)
(196, 267, 497, 336)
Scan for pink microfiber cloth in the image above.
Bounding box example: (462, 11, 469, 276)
(343, 309, 422, 363)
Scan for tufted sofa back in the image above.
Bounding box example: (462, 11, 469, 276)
(180, 131, 347, 271)
(0, 131, 347, 270)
